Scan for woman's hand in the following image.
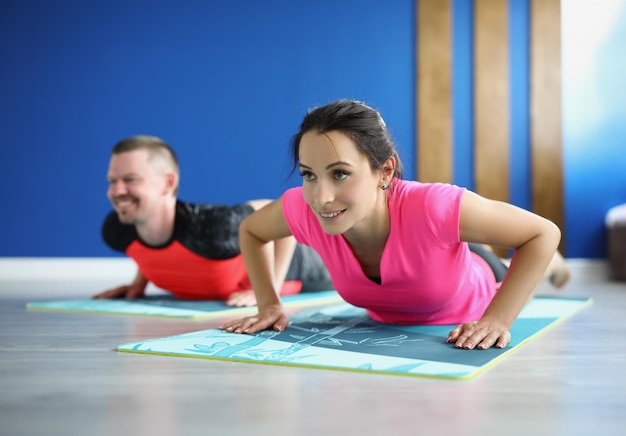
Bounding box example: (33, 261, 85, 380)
(225, 290, 257, 307)
(219, 304, 289, 334)
(447, 315, 511, 350)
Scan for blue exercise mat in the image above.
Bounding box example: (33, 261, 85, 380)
(117, 296, 592, 380)
(26, 290, 342, 319)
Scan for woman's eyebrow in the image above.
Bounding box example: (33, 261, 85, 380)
(299, 161, 354, 170)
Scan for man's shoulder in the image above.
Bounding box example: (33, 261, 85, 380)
(174, 200, 255, 259)
(176, 200, 254, 224)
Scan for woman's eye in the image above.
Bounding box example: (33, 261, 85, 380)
(334, 170, 349, 180)
(300, 171, 315, 181)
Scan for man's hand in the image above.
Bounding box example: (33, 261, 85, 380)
(92, 284, 146, 299)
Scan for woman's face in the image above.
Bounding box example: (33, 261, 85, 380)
(298, 130, 384, 236)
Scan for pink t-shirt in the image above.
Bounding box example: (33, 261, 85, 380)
(282, 179, 498, 325)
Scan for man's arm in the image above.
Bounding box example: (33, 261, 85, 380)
(92, 269, 148, 299)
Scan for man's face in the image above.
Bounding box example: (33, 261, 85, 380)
(106, 150, 170, 226)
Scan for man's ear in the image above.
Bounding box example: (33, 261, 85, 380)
(163, 171, 179, 196)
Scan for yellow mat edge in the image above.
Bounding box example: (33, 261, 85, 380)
(116, 297, 593, 381)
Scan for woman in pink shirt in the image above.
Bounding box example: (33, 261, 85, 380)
(221, 100, 569, 351)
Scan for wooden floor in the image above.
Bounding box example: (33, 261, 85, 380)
(1, 261, 625, 436)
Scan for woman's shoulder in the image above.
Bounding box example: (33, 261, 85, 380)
(282, 187, 306, 212)
(283, 186, 303, 198)
(392, 179, 464, 202)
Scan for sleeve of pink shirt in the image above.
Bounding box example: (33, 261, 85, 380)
(398, 181, 465, 247)
(281, 187, 310, 244)
(424, 183, 465, 246)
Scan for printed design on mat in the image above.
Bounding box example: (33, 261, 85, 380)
(186, 315, 426, 364)
(159, 308, 509, 367)
(119, 297, 593, 380)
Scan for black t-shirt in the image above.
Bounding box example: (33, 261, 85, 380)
(102, 200, 254, 259)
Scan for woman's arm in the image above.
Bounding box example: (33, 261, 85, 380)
(448, 190, 561, 350)
(220, 196, 294, 333)
(226, 199, 298, 307)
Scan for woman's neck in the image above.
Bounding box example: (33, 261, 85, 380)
(343, 192, 390, 271)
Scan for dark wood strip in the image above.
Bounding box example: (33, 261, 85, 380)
(417, 0, 452, 183)
(531, 0, 565, 252)
(474, 0, 510, 203)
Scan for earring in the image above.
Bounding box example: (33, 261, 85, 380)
(381, 184, 387, 191)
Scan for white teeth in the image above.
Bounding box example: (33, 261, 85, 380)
(320, 210, 343, 218)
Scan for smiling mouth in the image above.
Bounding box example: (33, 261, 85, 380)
(114, 197, 137, 210)
(319, 209, 346, 219)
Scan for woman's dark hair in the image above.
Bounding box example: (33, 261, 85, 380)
(290, 99, 403, 180)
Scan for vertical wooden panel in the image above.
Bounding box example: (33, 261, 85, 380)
(474, 0, 510, 203)
(531, 0, 565, 253)
(417, 0, 452, 183)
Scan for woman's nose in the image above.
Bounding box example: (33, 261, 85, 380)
(314, 180, 334, 205)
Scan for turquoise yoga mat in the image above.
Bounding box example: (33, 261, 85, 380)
(26, 290, 342, 319)
(117, 296, 592, 380)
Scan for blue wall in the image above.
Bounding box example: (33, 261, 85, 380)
(562, 1, 626, 258)
(0, 0, 624, 259)
(0, 0, 415, 257)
